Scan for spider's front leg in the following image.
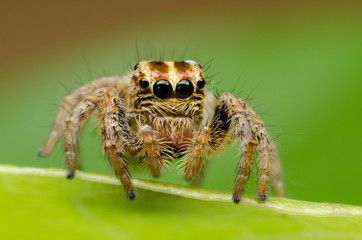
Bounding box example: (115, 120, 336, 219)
(99, 90, 137, 200)
(63, 88, 108, 179)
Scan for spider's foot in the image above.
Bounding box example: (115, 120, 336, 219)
(66, 172, 75, 180)
(232, 195, 241, 204)
(37, 150, 48, 158)
(257, 194, 267, 202)
(128, 191, 136, 201)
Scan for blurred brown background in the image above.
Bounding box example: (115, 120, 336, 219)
(1, 0, 229, 72)
(2, 0, 357, 73)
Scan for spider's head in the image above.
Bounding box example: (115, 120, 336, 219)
(131, 60, 206, 116)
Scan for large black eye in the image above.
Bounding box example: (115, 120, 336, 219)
(196, 79, 205, 88)
(139, 79, 149, 89)
(176, 79, 194, 99)
(153, 79, 173, 99)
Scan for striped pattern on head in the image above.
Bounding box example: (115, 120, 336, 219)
(131, 60, 206, 116)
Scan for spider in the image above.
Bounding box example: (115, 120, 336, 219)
(38, 60, 285, 203)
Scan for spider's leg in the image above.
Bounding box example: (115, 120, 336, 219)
(99, 90, 136, 200)
(38, 76, 128, 157)
(270, 142, 286, 197)
(209, 93, 270, 203)
(63, 88, 107, 179)
(243, 102, 286, 200)
(215, 93, 259, 203)
(181, 91, 256, 198)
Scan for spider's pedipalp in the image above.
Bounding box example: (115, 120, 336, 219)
(138, 125, 166, 177)
(181, 126, 211, 180)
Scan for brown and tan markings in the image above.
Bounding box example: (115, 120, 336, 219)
(38, 60, 286, 203)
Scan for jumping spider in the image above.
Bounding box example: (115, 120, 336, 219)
(38, 60, 285, 203)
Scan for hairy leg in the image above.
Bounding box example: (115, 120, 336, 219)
(182, 92, 282, 203)
(202, 92, 277, 203)
(38, 76, 130, 157)
(99, 90, 136, 200)
(222, 93, 260, 203)
(64, 88, 107, 179)
(233, 142, 257, 203)
(181, 92, 256, 203)
(243, 105, 286, 199)
(270, 142, 286, 197)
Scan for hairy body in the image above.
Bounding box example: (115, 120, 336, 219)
(38, 60, 285, 203)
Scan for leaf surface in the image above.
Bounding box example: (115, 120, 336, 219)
(0, 165, 361, 240)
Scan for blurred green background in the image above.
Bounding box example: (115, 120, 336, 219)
(0, 1, 361, 206)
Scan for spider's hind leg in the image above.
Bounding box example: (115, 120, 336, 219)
(270, 143, 286, 197)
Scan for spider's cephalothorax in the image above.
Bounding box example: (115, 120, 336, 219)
(130, 61, 206, 155)
(38, 60, 285, 203)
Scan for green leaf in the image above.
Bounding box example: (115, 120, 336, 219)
(0, 165, 361, 240)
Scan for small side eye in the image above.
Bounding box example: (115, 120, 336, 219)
(139, 79, 149, 89)
(176, 79, 194, 99)
(153, 79, 173, 99)
(185, 60, 202, 68)
(196, 79, 205, 88)
(134, 63, 140, 70)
